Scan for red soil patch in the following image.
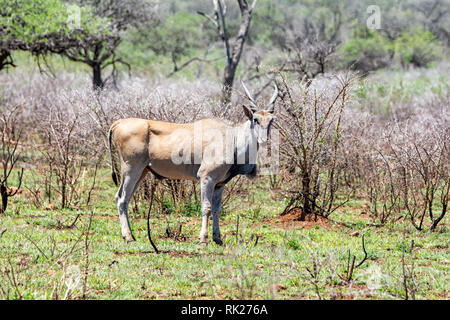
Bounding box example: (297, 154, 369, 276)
(264, 207, 331, 230)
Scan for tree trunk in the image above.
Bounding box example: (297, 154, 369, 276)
(222, 63, 237, 105)
(92, 63, 104, 90)
(429, 205, 447, 231)
(218, 0, 256, 106)
(302, 171, 312, 217)
(0, 184, 8, 215)
(0, 49, 15, 72)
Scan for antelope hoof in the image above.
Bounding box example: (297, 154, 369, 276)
(199, 234, 208, 245)
(213, 238, 223, 246)
(123, 233, 136, 243)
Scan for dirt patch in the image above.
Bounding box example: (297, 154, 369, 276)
(263, 207, 331, 230)
(418, 244, 449, 253)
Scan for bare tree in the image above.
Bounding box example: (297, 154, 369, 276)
(277, 73, 356, 218)
(36, 97, 103, 209)
(198, 0, 258, 105)
(0, 106, 24, 214)
(282, 4, 342, 80)
(391, 124, 449, 231)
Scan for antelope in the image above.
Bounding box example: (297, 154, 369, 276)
(108, 82, 278, 244)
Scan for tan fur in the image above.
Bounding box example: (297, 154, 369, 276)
(111, 118, 233, 181)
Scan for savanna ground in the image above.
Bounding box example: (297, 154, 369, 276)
(0, 0, 449, 300)
(0, 165, 448, 300)
(0, 62, 448, 300)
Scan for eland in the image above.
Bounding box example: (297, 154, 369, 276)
(108, 82, 278, 244)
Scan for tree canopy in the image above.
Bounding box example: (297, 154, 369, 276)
(1, 0, 449, 92)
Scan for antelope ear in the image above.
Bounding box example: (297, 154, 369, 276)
(242, 105, 254, 120)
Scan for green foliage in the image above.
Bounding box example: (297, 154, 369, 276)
(182, 200, 202, 217)
(340, 26, 444, 72)
(156, 197, 201, 217)
(146, 12, 205, 61)
(2, 0, 450, 79)
(353, 66, 450, 113)
(0, 0, 69, 43)
(286, 238, 302, 251)
(0, 0, 110, 53)
(251, 0, 288, 47)
(339, 28, 393, 72)
(117, 11, 214, 74)
(395, 28, 443, 67)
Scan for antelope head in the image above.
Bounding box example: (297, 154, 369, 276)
(241, 80, 278, 146)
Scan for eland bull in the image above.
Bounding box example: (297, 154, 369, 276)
(108, 82, 278, 244)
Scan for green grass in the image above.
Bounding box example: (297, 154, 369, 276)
(352, 63, 450, 114)
(0, 169, 448, 300)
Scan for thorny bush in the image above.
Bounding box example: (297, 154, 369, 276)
(0, 70, 448, 230)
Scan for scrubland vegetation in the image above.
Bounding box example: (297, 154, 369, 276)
(0, 0, 448, 299)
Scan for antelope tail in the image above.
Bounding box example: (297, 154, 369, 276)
(108, 128, 119, 186)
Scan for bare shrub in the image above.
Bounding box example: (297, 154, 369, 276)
(0, 68, 447, 231)
(359, 124, 404, 224)
(0, 105, 24, 214)
(277, 73, 357, 218)
(344, 88, 449, 229)
(387, 117, 449, 231)
(31, 91, 103, 208)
